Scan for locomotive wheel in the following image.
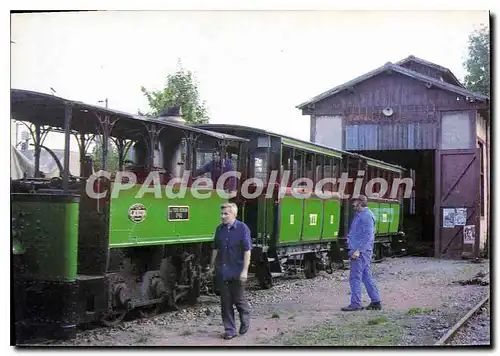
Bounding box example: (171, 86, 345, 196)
(256, 261, 272, 289)
(167, 289, 180, 311)
(100, 311, 127, 327)
(138, 303, 162, 318)
(304, 257, 317, 279)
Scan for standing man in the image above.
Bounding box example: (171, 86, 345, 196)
(341, 195, 382, 311)
(209, 202, 252, 340)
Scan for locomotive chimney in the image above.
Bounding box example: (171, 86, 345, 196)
(157, 106, 186, 124)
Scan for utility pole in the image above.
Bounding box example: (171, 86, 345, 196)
(98, 98, 108, 108)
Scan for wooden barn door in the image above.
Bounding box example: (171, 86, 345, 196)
(434, 149, 480, 259)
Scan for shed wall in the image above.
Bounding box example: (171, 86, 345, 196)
(308, 72, 482, 151)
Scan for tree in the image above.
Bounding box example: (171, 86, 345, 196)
(463, 25, 490, 97)
(91, 141, 120, 172)
(139, 60, 210, 124)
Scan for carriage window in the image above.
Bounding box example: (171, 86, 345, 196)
(376, 168, 384, 195)
(315, 155, 324, 182)
(193, 149, 219, 181)
(387, 171, 394, 199)
(229, 152, 239, 172)
(195, 150, 215, 171)
(281, 146, 293, 186)
(366, 166, 372, 182)
(292, 150, 304, 182)
(254, 150, 268, 184)
(322, 159, 333, 192)
(332, 158, 341, 179)
(305, 153, 315, 183)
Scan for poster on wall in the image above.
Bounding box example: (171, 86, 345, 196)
(443, 208, 456, 228)
(463, 225, 476, 245)
(455, 208, 467, 226)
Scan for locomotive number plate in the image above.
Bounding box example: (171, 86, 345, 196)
(168, 206, 189, 221)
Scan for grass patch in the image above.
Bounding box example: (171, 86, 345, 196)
(266, 315, 403, 346)
(460, 266, 473, 274)
(407, 307, 434, 315)
(367, 316, 388, 325)
(271, 312, 280, 319)
(180, 329, 194, 336)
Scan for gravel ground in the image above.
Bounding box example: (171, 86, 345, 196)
(22, 257, 490, 347)
(447, 301, 490, 346)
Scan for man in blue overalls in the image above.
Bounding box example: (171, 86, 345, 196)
(341, 195, 382, 311)
(209, 202, 252, 339)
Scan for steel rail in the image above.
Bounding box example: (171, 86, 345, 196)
(434, 295, 490, 346)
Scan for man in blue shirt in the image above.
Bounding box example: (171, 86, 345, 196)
(195, 151, 237, 191)
(341, 195, 382, 311)
(209, 202, 252, 340)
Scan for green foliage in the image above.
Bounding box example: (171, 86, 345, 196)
(139, 59, 210, 124)
(407, 307, 434, 315)
(92, 141, 120, 172)
(463, 25, 490, 97)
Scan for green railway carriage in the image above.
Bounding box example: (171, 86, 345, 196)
(193, 124, 407, 288)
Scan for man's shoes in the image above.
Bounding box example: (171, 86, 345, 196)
(341, 305, 363, 311)
(239, 323, 249, 335)
(223, 333, 236, 340)
(365, 301, 382, 310)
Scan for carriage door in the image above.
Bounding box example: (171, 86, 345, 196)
(434, 110, 480, 259)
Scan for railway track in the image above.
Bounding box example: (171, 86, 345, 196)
(15, 262, 346, 345)
(434, 295, 490, 346)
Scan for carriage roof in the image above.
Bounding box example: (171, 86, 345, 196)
(191, 123, 405, 172)
(11, 89, 249, 143)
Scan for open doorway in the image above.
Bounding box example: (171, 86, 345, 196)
(354, 150, 436, 256)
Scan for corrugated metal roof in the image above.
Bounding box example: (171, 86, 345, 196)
(10, 89, 249, 143)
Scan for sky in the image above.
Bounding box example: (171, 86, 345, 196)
(10, 10, 489, 150)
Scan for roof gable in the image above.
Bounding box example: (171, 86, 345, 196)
(396, 55, 465, 88)
(296, 62, 488, 109)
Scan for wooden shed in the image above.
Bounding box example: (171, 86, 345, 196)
(296, 55, 490, 259)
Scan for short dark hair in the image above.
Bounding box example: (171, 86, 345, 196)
(351, 194, 368, 207)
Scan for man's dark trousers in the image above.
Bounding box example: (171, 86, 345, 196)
(219, 277, 250, 336)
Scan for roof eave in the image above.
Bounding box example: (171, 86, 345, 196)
(296, 63, 391, 110)
(397, 56, 467, 89)
(391, 65, 489, 101)
(296, 63, 488, 110)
